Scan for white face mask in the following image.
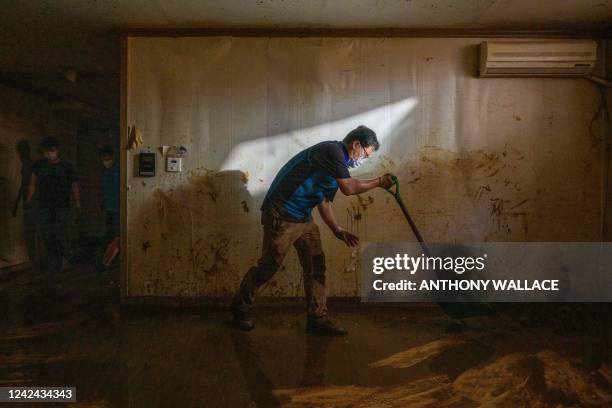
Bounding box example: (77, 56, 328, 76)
(350, 156, 365, 168)
(348, 144, 366, 168)
(44, 151, 58, 161)
(102, 159, 114, 169)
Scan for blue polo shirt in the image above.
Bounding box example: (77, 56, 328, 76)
(262, 141, 351, 221)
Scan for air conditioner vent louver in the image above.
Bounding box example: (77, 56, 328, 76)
(479, 40, 597, 77)
(492, 51, 593, 57)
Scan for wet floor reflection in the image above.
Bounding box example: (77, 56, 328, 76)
(230, 328, 334, 406)
(299, 334, 332, 388)
(231, 329, 282, 407)
(2, 268, 612, 406)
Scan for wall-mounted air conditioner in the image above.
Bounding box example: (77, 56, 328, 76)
(478, 40, 597, 77)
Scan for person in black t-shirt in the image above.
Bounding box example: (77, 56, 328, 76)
(26, 137, 80, 272)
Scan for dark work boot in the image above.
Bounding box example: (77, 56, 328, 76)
(306, 316, 348, 336)
(232, 307, 254, 331)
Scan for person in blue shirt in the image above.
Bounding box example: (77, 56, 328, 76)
(99, 145, 119, 242)
(232, 125, 394, 335)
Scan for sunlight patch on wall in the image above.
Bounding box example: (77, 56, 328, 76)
(220, 97, 419, 195)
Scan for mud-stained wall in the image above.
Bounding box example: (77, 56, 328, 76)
(125, 37, 606, 298)
(0, 84, 78, 269)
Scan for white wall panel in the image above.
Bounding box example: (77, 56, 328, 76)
(126, 37, 604, 297)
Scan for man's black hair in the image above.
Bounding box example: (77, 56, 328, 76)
(40, 137, 60, 150)
(99, 145, 114, 157)
(343, 125, 379, 151)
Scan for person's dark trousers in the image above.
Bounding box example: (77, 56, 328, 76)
(39, 208, 73, 272)
(105, 210, 119, 242)
(232, 211, 328, 318)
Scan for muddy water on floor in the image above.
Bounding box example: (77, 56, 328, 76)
(1, 268, 612, 407)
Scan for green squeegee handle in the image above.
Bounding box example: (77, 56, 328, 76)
(385, 175, 430, 255)
(387, 176, 495, 318)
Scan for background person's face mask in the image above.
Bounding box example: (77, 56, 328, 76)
(44, 151, 58, 161)
(102, 159, 114, 169)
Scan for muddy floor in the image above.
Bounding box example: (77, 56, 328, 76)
(1, 267, 612, 407)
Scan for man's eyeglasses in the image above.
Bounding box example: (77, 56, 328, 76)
(361, 144, 370, 159)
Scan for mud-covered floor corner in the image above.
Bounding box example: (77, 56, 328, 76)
(1, 267, 611, 407)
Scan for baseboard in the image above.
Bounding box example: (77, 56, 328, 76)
(120, 296, 436, 309)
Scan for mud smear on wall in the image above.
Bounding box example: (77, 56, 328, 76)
(344, 200, 366, 277)
(346, 204, 362, 225)
(241, 200, 250, 213)
(191, 236, 230, 276)
(129, 140, 602, 297)
(336, 143, 579, 293)
(356, 194, 375, 211)
(130, 168, 254, 297)
(188, 169, 221, 202)
(379, 145, 548, 242)
(341, 195, 376, 277)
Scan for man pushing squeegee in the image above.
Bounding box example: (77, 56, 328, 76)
(231, 125, 493, 335)
(231, 125, 395, 335)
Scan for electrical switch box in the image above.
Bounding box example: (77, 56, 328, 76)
(138, 152, 156, 177)
(166, 157, 182, 172)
